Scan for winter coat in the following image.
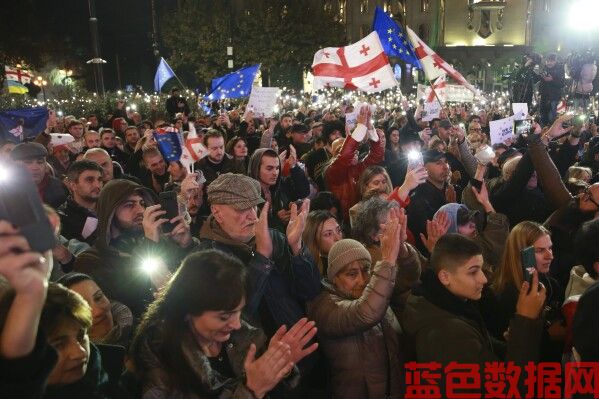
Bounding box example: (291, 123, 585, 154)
(324, 132, 384, 224)
(198, 217, 321, 338)
(406, 181, 448, 255)
(38, 174, 69, 209)
(562, 265, 598, 357)
(402, 269, 543, 366)
(132, 321, 298, 399)
(247, 149, 311, 233)
(57, 197, 98, 245)
(193, 155, 246, 188)
(73, 179, 199, 318)
(307, 260, 403, 399)
(539, 63, 565, 101)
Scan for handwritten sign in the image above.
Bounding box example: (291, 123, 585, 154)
(422, 100, 442, 121)
(490, 116, 515, 145)
(247, 87, 280, 118)
(512, 103, 528, 121)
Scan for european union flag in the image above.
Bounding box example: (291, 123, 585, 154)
(0, 107, 48, 142)
(153, 127, 182, 162)
(154, 57, 176, 92)
(205, 64, 260, 100)
(372, 6, 422, 69)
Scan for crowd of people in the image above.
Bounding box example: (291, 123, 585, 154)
(1, 80, 599, 399)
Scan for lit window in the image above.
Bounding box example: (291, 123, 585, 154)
(360, 0, 369, 14)
(421, 0, 430, 13)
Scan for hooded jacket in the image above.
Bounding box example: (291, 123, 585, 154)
(435, 203, 509, 271)
(247, 148, 310, 233)
(73, 179, 197, 318)
(307, 260, 403, 399)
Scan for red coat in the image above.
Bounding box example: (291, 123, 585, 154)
(324, 135, 384, 223)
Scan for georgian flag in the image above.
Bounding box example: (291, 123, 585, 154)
(424, 75, 447, 103)
(5, 65, 32, 84)
(312, 31, 398, 93)
(180, 123, 208, 172)
(406, 27, 477, 94)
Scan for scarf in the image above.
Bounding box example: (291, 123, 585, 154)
(200, 216, 256, 264)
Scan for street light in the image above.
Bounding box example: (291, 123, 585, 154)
(34, 76, 47, 101)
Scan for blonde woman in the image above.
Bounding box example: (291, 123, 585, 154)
(302, 210, 343, 276)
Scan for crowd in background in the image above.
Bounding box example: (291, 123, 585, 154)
(1, 57, 599, 399)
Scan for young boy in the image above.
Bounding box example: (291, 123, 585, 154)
(402, 234, 545, 365)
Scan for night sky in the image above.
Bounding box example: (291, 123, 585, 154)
(2, 0, 178, 91)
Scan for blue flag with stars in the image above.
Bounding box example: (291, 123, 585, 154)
(372, 6, 422, 69)
(154, 57, 176, 92)
(153, 127, 183, 162)
(205, 64, 260, 100)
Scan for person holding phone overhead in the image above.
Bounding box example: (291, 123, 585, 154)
(491, 221, 565, 362)
(73, 179, 199, 318)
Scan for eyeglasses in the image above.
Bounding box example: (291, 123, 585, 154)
(583, 186, 599, 208)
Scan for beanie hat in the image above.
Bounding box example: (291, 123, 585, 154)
(327, 239, 372, 281)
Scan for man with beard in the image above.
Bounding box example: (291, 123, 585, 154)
(73, 179, 197, 317)
(193, 129, 245, 187)
(140, 147, 170, 193)
(177, 172, 207, 237)
(57, 160, 104, 245)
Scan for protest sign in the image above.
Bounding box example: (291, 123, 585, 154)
(422, 100, 442, 121)
(418, 84, 474, 103)
(489, 116, 515, 145)
(247, 87, 280, 118)
(512, 103, 528, 121)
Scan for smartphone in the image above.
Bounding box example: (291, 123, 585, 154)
(0, 164, 57, 252)
(520, 246, 536, 286)
(470, 178, 483, 192)
(407, 150, 424, 171)
(294, 199, 304, 209)
(514, 119, 532, 136)
(158, 191, 179, 233)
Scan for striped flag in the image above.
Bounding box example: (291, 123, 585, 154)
(7, 80, 28, 94)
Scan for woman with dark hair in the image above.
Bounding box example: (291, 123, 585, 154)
(302, 210, 343, 276)
(57, 273, 133, 348)
(225, 136, 249, 167)
(385, 127, 401, 164)
(130, 250, 317, 399)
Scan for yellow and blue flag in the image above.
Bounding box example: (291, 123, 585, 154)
(372, 6, 422, 69)
(7, 80, 29, 94)
(205, 64, 260, 100)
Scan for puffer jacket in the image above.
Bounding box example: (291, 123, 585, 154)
(132, 320, 299, 399)
(324, 125, 384, 224)
(307, 260, 403, 399)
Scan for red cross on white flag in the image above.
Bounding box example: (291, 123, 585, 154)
(424, 75, 447, 103)
(180, 124, 208, 172)
(406, 27, 477, 94)
(5, 65, 32, 84)
(312, 31, 398, 93)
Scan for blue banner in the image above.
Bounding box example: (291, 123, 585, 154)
(0, 107, 48, 142)
(205, 64, 260, 100)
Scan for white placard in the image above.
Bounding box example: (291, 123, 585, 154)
(490, 116, 515, 145)
(422, 100, 442, 121)
(512, 103, 528, 121)
(246, 87, 279, 118)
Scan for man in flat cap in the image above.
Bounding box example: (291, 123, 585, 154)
(198, 173, 321, 340)
(10, 142, 69, 209)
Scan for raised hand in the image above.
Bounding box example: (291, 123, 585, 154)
(546, 114, 574, 139)
(380, 207, 401, 265)
(286, 199, 310, 256)
(288, 145, 297, 169)
(169, 214, 192, 248)
(269, 318, 319, 365)
(255, 202, 273, 259)
(244, 342, 293, 399)
(445, 184, 457, 203)
(515, 269, 546, 320)
(403, 167, 428, 191)
(356, 106, 370, 126)
(142, 204, 168, 243)
(420, 212, 450, 253)
(471, 179, 495, 213)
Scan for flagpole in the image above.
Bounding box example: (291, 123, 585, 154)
(428, 80, 452, 125)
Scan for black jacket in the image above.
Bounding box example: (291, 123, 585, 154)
(193, 155, 246, 187)
(406, 181, 448, 255)
(57, 197, 98, 245)
(539, 64, 565, 101)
